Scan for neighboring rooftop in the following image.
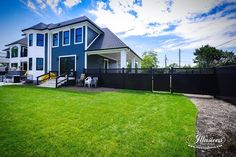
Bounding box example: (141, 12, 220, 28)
(5, 37, 27, 46)
(2, 48, 10, 51)
(22, 16, 102, 32)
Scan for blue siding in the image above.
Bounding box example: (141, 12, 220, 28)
(87, 27, 98, 47)
(44, 33, 48, 73)
(51, 26, 85, 75)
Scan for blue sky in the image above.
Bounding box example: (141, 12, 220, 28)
(1, 0, 236, 67)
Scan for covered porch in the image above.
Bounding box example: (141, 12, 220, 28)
(85, 48, 142, 69)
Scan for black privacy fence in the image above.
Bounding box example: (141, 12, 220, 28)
(84, 65, 236, 105)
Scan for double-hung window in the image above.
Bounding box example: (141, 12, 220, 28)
(63, 30, 70, 46)
(36, 58, 43, 71)
(37, 34, 44, 47)
(52, 33, 59, 47)
(29, 58, 32, 70)
(29, 34, 33, 46)
(75, 27, 82, 44)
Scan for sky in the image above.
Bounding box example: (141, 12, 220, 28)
(0, 0, 236, 67)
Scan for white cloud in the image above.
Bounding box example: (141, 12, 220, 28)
(64, 0, 82, 8)
(46, 0, 62, 15)
(26, 0, 42, 16)
(36, 0, 46, 9)
(89, 0, 236, 49)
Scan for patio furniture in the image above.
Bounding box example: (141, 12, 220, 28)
(77, 73, 86, 87)
(91, 77, 98, 88)
(84, 76, 92, 88)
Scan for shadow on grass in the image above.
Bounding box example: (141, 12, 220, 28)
(2, 85, 185, 98)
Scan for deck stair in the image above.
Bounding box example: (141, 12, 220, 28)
(38, 77, 67, 88)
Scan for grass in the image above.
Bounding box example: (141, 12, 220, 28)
(0, 85, 197, 157)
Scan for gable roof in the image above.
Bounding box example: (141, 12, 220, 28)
(5, 37, 27, 46)
(87, 28, 127, 51)
(22, 16, 102, 32)
(87, 28, 141, 60)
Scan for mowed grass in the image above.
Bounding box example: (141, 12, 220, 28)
(0, 85, 197, 157)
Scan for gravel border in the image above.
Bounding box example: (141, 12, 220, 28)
(186, 94, 236, 157)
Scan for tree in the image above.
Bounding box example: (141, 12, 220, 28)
(182, 64, 192, 68)
(168, 63, 179, 68)
(193, 45, 236, 67)
(218, 51, 236, 66)
(141, 51, 158, 68)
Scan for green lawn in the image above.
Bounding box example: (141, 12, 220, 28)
(0, 85, 197, 157)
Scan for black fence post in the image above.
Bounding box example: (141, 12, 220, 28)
(49, 72, 51, 79)
(213, 67, 217, 97)
(151, 67, 154, 92)
(122, 68, 125, 89)
(170, 67, 173, 94)
(56, 78, 58, 88)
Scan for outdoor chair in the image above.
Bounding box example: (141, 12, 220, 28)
(77, 73, 86, 87)
(91, 77, 98, 88)
(84, 76, 92, 88)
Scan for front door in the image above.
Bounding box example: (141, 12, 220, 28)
(59, 56, 76, 75)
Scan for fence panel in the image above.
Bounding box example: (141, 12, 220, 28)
(124, 73, 152, 90)
(153, 68, 170, 91)
(215, 66, 236, 105)
(171, 68, 216, 95)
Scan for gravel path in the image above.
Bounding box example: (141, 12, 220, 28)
(186, 94, 236, 157)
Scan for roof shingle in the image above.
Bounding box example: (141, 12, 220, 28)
(87, 28, 127, 51)
(5, 37, 27, 46)
(22, 16, 102, 32)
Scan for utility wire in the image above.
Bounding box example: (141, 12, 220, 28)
(215, 38, 236, 48)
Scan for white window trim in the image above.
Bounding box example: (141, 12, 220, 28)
(52, 32, 59, 48)
(104, 59, 109, 69)
(74, 26, 83, 45)
(58, 55, 76, 75)
(62, 30, 70, 46)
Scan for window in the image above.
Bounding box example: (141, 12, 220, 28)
(11, 46, 18, 58)
(29, 58, 32, 70)
(52, 33, 59, 47)
(29, 34, 33, 46)
(37, 34, 44, 46)
(20, 62, 27, 71)
(36, 58, 43, 70)
(21, 46, 27, 57)
(75, 27, 82, 44)
(6, 51, 10, 58)
(11, 63, 18, 69)
(63, 30, 70, 45)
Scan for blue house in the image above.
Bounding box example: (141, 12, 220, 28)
(3, 16, 141, 82)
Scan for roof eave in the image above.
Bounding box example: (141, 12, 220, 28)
(86, 47, 142, 60)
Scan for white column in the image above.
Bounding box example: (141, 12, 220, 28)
(48, 33, 51, 72)
(138, 61, 141, 68)
(84, 52, 87, 69)
(131, 58, 136, 68)
(120, 50, 127, 68)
